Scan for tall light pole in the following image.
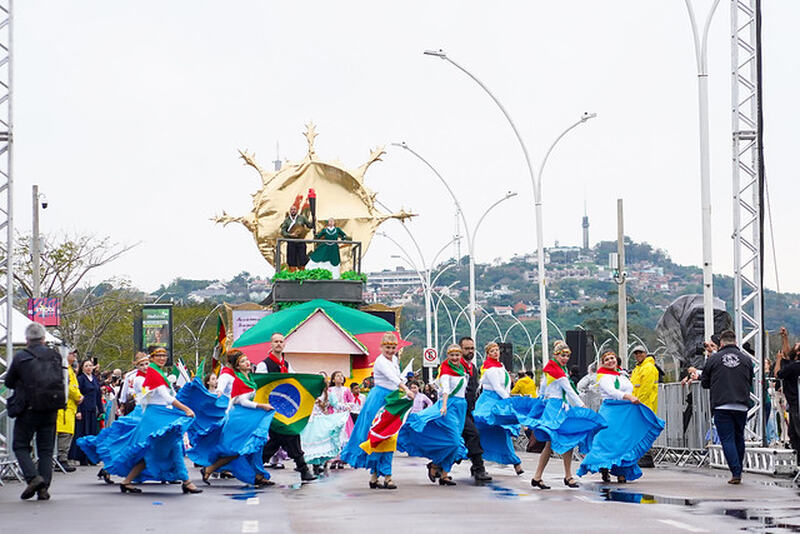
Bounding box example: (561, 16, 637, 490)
(31, 185, 47, 298)
(423, 48, 595, 362)
(684, 0, 720, 341)
(380, 231, 457, 354)
(391, 141, 516, 340)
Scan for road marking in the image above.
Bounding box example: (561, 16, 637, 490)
(246, 497, 260, 505)
(657, 519, 708, 532)
(242, 520, 259, 533)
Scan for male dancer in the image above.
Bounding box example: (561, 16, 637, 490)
(257, 333, 317, 482)
(458, 336, 493, 483)
(427, 336, 492, 484)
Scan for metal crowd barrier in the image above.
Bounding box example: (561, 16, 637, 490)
(652, 382, 712, 466)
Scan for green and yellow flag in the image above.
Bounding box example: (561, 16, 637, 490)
(252, 373, 326, 435)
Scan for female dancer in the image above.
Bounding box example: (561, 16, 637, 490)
(529, 340, 606, 489)
(578, 350, 664, 483)
(398, 344, 469, 487)
(474, 342, 527, 475)
(81, 352, 149, 484)
(341, 333, 414, 489)
(112, 348, 202, 494)
(191, 350, 275, 487)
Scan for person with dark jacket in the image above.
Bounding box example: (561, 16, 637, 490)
(457, 337, 492, 483)
(6, 323, 65, 500)
(68, 358, 104, 465)
(700, 330, 754, 484)
(775, 330, 800, 460)
(257, 333, 317, 482)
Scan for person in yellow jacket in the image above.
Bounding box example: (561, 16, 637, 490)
(630, 347, 659, 413)
(631, 346, 659, 469)
(510, 371, 538, 397)
(56, 349, 83, 472)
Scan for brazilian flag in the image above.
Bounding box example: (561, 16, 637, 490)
(252, 373, 326, 435)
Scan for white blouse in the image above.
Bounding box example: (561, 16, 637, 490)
(480, 366, 511, 399)
(539, 374, 585, 407)
(597, 373, 634, 401)
(144, 384, 176, 406)
(232, 390, 258, 409)
(217, 372, 235, 398)
(373, 355, 403, 390)
(438, 373, 467, 399)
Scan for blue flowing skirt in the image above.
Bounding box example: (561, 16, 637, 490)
(578, 400, 665, 481)
(177, 378, 229, 446)
(188, 404, 274, 484)
(78, 405, 143, 465)
(341, 385, 395, 476)
(80, 404, 193, 482)
(398, 396, 468, 473)
(526, 398, 607, 455)
(473, 392, 545, 466)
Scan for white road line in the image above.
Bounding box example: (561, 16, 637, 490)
(657, 519, 709, 532)
(242, 520, 259, 533)
(246, 497, 260, 505)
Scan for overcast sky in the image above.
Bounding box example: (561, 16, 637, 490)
(13, 1, 800, 296)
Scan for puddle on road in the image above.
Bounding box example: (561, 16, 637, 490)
(594, 486, 800, 532)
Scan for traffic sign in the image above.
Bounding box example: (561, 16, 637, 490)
(422, 347, 438, 368)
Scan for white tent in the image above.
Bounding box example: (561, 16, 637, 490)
(0, 303, 62, 345)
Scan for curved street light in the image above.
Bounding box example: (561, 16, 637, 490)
(391, 140, 517, 340)
(423, 48, 595, 364)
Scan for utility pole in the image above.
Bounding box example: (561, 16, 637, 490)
(616, 199, 628, 368)
(32, 184, 40, 298)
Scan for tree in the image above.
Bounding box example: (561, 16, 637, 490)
(9, 233, 137, 301)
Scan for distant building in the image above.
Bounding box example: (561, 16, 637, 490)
(366, 267, 420, 290)
(188, 281, 228, 303)
(493, 306, 513, 316)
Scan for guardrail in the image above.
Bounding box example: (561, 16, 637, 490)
(274, 238, 362, 273)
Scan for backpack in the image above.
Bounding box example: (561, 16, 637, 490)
(23, 347, 66, 411)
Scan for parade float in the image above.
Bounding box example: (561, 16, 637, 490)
(216, 124, 415, 383)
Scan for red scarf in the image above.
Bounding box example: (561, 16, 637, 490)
(596, 367, 620, 376)
(220, 366, 235, 378)
(268, 352, 288, 373)
(543, 360, 567, 380)
(439, 358, 466, 377)
(481, 357, 503, 374)
(142, 363, 169, 391)
(231, 371, 256, 397)
(136, 369, 147, 378)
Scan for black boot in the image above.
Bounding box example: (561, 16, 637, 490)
(297, 464, 317, 482)
(470, 456, 492, 483)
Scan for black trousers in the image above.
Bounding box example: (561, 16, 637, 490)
(262, 430, 307, 470)
(13, 409, 57, 486)
(286, 242, 308, 267)
(787, 405, 800, 460)
(462, 411, 484, 465)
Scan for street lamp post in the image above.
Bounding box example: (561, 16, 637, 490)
(391, 141, 516, 341)
(423, 48, 595, 363)
(684, 0, 721, 342)
(31, 185, 47, 298)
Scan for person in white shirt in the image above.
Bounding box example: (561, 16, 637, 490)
(474, 342, 525, 475)
(340, 333, 414, 490)
(577, 350, 664, 485)
(397, 344, 470, 487)
(115, 348, 201, 495)
(529, 340, 605, 490)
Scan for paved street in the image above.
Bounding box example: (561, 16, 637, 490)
(1, 454, 798, 534)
